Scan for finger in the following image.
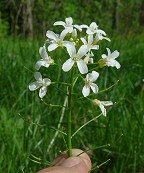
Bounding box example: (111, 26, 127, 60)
(61, 149, 91, 172)
(37, 158, 89, 173)
(55, 149, 91, 169)
(37, 149, 91, 173)
(72, 148, 92, 170)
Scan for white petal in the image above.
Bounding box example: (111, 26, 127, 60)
(35, 60, 45, 70)
(65, 27, 73, 33)
(86, 71, 99, 82)
(39, 86, 47, 98)
(64, 41, 74, 49)
(84, 56, 89, 64)
(106, 48, 111, 56)
(111, 50, 120, 59)
(102, 54, 107, 59)
(80, 37, 87, 45)
(77, 59, 88, 74)
(29, 81, 41, 91)
(48, 43, 58, 51)
(65, 17, 73, 25)
(43, 78, 51, 86)
(80, 24, 88, 29)
(43, 63, 50, 68)
(66, 43, 76, 57)
(89, 58, 94, 63)
(96, 29, 106, 35)
(39, 47, 48, 59)
(54, 21, 65, 27)
(60, 29, 69, 40)
(77, 45, 89, 58)
(90, 51, 94, 57)
(107, 60, 115, 67)
(46, 30, 58, 41)
(82, 85, 90, 97)
(86, 29, 94, 35)
(92, 45, 99, 50)
(99, 103, 106, 116)
(34, 72, 42, 81)
(103, 37, 111, 42)
(101, 101, 113, 106)
(109, 60, 120, 69)
(97, 34, 103, 40)
(62, 58, 74, 72)
(73, 24, 82, 31)
(115, 61, 121, 69)
(92, 71, 99, 81)
(88, 35, 93, 44)
(90, 83, 99, 94)
(90, 22, 98, 29)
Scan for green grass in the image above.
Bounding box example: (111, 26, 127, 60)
(0, 35, 144, 173)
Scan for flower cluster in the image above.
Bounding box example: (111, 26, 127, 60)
(29, 17, 120, 116)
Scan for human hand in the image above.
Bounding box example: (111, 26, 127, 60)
(37, 149, 92, 173)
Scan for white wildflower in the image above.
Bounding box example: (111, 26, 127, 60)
(54, 17, 82, 34)
(82, 71, 99, 97)
(93, 99, 113, 116)
(29, 72, 51, 98)
(81, 35, 99, 51)
(35, 46, 54, 70)
(62, 43, 89, 74)
(99, 48, 120, 69)
(46, 30, 71, 51)
(81, 22, 106, 35)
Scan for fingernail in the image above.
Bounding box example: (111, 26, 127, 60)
(60, 157, 81, 167)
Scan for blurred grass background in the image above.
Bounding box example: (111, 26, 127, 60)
(0, 0, 144, 172)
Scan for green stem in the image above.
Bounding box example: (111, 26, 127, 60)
(67, 69, 74, 157)
(71, 113, 102, 138)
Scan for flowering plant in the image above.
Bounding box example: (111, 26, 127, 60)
(29, 17, 120, 157)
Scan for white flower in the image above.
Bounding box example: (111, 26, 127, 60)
(81, 35, 99, 51)
(35, 47, 54, 70)
(84, 51, 94, 64)
(82, 71, 99, 97)
(54, 17, 82, 34)
(46, 30, 71, 51)
(81, 22, 106, 35)
(29, 72, 51, 98)
(62, 43, 89, 74)
(99, 48, 120, 69)
(93, 99, 113, 116)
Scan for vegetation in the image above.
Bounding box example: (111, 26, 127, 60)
(0, 34, 144, 172)
(0, 0, 144, 173)
(0, 0, 144, 38)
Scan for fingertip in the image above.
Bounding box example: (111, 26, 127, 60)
(72, 149, 92, 171)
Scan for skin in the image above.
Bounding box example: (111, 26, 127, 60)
(37, 149, 92, 173)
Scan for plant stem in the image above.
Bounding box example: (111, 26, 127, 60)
(71, 113, 102, 138)
(67, 69, 74, 157)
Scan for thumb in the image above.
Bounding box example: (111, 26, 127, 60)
(37, 149, 91, 173)
(60, 149, 91, 173)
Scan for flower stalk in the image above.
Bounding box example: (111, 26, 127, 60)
(28, 17, 121, 159)
(67, 68, 74, 156)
